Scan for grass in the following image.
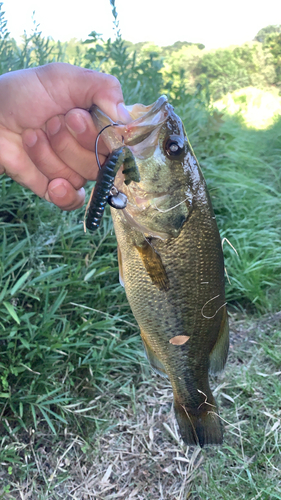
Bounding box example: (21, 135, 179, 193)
(182, 103, 281, 312)
(0, 4, 281, 497)
(0, 90, 280, 499)
(0, 98, 280, 498)
(0, 314, 280, 499)
(0, 183, 140, 432)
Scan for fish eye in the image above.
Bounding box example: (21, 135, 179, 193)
(164, 136, 185, 157)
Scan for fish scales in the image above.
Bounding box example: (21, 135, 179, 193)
(90, 96, 229, 447)
(111, 189, 224, 402)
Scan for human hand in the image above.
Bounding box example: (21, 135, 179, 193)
(0, 63, 130, 210)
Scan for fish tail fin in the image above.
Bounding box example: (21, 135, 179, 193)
(173, 398, 223, 448)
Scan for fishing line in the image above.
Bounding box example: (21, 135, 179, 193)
(180, 404, 199, 446)
(221, 237, 239, 256)
(197, 389, 216, 410)
(152, 196, 190, 213)
(221, 237, 239, 285)
(95, 123, 119, 170)
(201, 294, 227, 320)
(125, 193, 189, 223)
(207, 411, 243, 433)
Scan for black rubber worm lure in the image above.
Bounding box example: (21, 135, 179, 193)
(85, 124, 140, 232)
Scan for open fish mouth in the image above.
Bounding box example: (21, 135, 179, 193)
(89, 95, 170, 154)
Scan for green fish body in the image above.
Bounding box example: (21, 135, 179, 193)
(90, 96, 229, 447)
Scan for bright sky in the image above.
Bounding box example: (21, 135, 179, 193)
(2, 0, 280, 49)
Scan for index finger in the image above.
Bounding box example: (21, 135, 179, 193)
(36, 63, 131, 124)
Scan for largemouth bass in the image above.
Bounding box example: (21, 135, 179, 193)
(90, 96, 229, 447)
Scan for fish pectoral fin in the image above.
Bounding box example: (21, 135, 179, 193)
(141, 331, 168, 378)
(135, 240, 169, 291)
(209, 306, 229, 375)
(117, 244, 124, 288)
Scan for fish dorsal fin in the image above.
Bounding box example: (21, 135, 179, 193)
(135, 240, 169, 291)
(140, 330, 168, 378)
(209, 306, 229, 375)
(117, 245, 124, 288)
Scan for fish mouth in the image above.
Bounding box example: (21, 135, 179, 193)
(89, 95, 170, 154)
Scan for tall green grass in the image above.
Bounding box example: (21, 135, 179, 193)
(166, 93, 281, 312)
(201, 114, 281, 312)
(0, 183, 141, 433)
(0, 99, 280, 439)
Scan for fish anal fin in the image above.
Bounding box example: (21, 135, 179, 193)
(174, 397, 223, 447)
(117, 244, 124, 288)
(209, 306, 229, 375)
(140, 330, 168, 378)
(136, 240, 169, 291)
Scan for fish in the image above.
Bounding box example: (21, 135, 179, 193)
(89, 96, 229, 447)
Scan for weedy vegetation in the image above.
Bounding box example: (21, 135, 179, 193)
(0, 1, 280, 498)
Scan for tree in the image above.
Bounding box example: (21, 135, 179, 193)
(263, 32, 281, 84)
(254, 25, 281, 43)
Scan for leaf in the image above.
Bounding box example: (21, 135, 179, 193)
(84, 269, 96, 281)
(169, 335, 190, 345)
(266, 421, 280, 436)
(29, 266, 66, 285)
(3, 302, 20, 324)
(39, 407, 57, 435)
(20, 338, 30, 349)
(221, 392, 235, 403)
(31, 404, 37, 429)
(9, 269, 33, 296)
(0, 275, 11, 301)
(95, 266, 111, 277)
(101, 464, 112, 484)
(39, 406, 68, 424)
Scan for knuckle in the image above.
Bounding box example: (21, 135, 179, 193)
(49, 135, 69, 156)
(84, 69, 121, 91)
(106, 74, 121, 90)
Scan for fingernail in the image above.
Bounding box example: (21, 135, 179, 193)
(66, 113, 87, 134)
(50, 183, 67, 198)
(24, 130, 37, 148)
(44, 192, 51, 203)
(47, 116, 61, 136)
(117, 103, 132, 124)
